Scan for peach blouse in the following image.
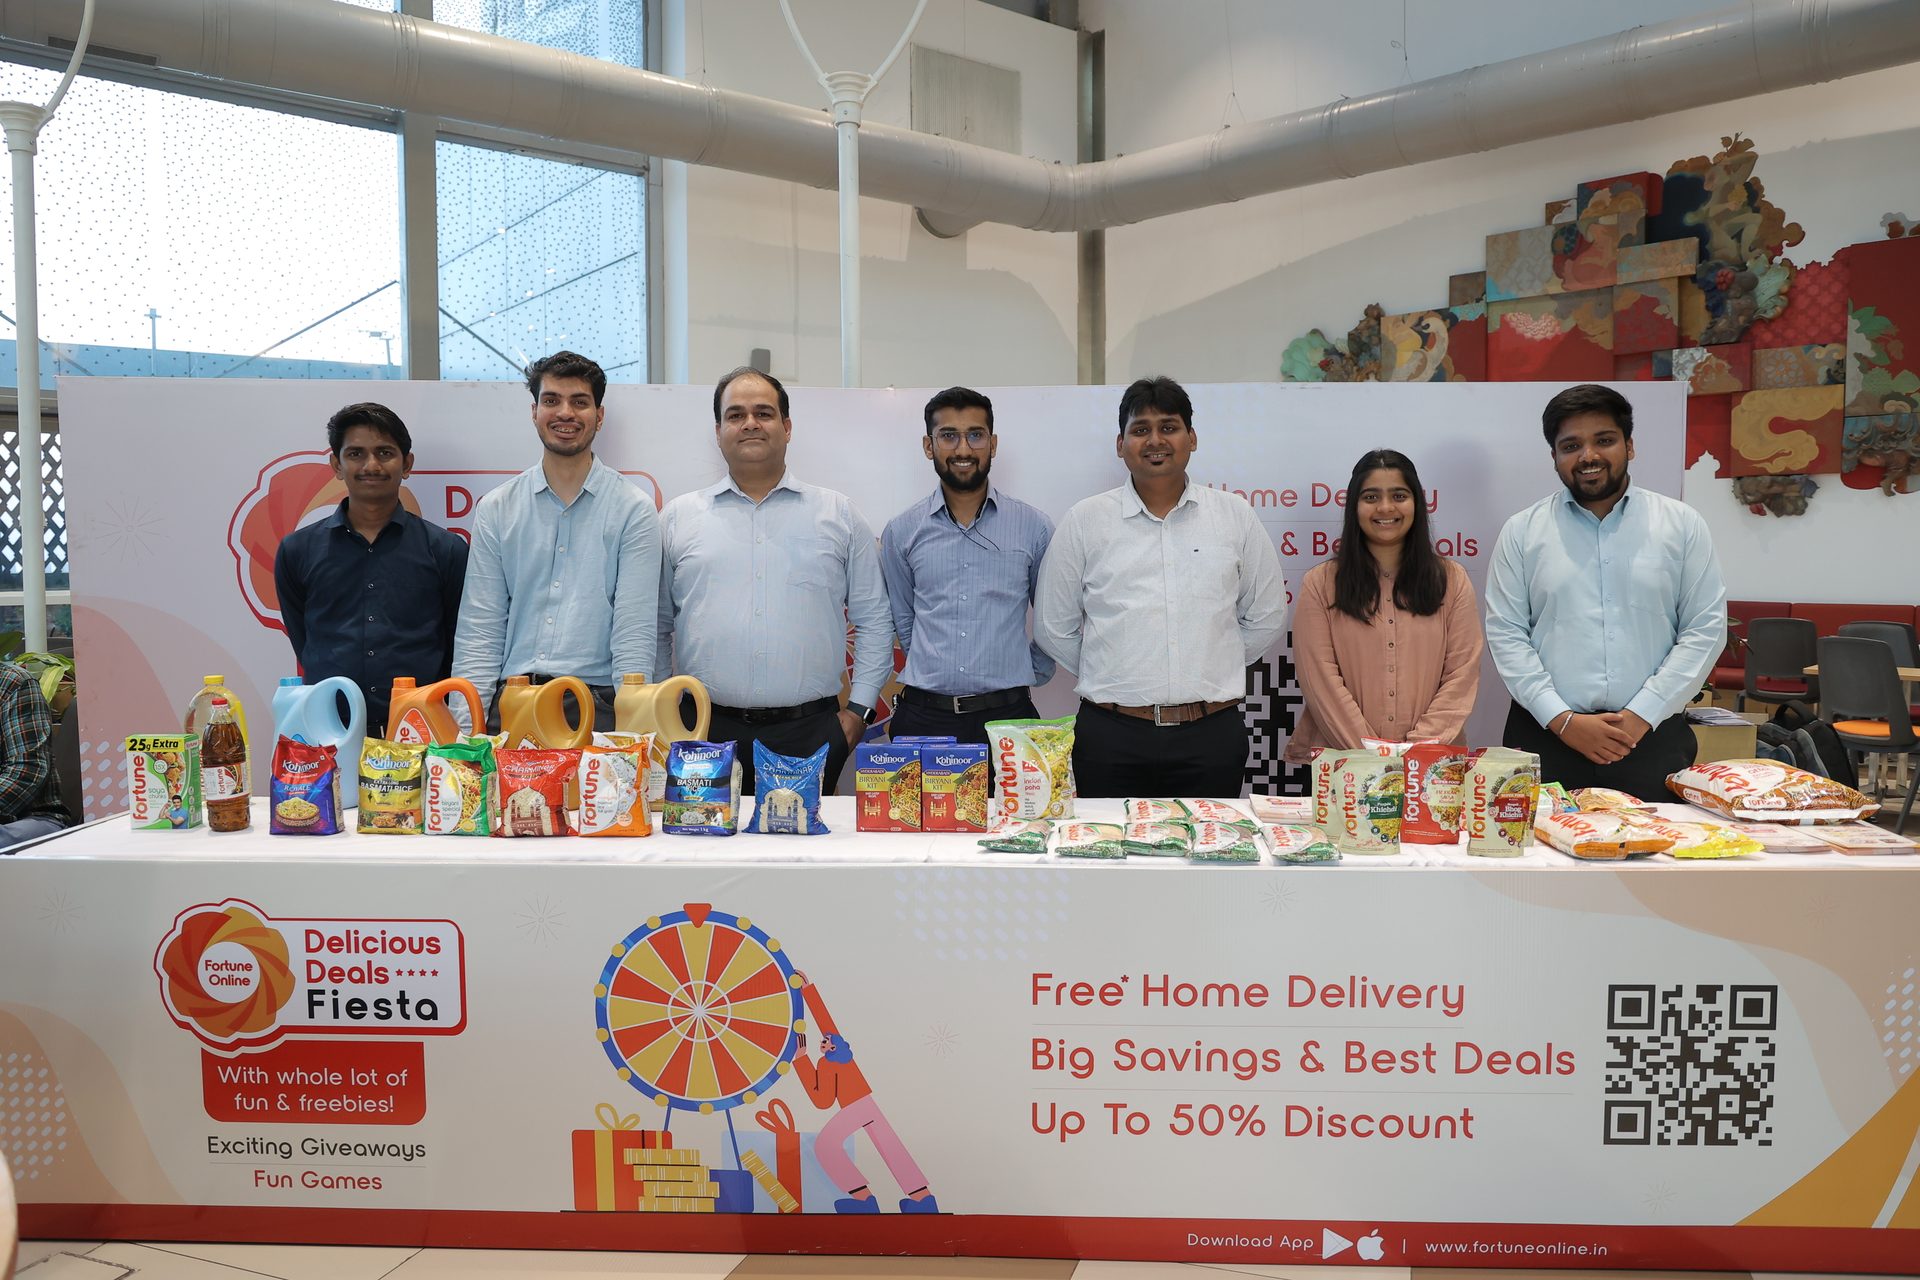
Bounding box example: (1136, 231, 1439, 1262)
(1282, 558, 1484, 762)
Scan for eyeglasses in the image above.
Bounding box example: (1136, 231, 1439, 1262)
(931, 428, 991, 449)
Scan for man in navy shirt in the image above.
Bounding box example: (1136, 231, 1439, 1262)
(880, 387, 1054, 746)
(274, 402, 469, 734)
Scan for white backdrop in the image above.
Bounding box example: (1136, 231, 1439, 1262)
(58, 378, 1685, 816)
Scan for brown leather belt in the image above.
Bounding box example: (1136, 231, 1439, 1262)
(1090, 698, 1239, 727)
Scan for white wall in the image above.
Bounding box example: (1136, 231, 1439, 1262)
(661, 0, 1079, 390)
(1083, 0, 1920, 605)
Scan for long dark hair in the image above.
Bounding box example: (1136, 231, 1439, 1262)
(1332, 449, 1447, 621)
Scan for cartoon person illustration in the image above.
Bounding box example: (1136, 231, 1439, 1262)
(790, 971, 938, 1214)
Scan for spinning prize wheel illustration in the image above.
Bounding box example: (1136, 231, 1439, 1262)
(595, 902, 803, 1115)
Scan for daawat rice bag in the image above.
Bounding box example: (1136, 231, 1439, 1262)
(358, 738, 426, 834)
(1332, 754, 1403, 853)
(1665, 759, 1878, 823)
(1533, 809, 1673, 860)
(578, 741, 652, 836)
(424, 739, 498, 836)
(1313, 748, 1368, 829)
(1464, 748, 1539, 856)
(988, 715, 1076, 823)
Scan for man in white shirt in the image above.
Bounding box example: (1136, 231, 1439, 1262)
(1035, 377, 1288, 797)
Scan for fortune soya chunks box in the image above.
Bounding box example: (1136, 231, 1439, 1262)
(128, 734, 203, 829)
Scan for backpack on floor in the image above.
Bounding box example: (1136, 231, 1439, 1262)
(1766, 700, 1856, 784)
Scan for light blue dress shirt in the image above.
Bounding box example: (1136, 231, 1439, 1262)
(879, 486, 1055, 696)
(656, 472, 893, 708)
(451, 457, 660, 712)
(1484, 481, 1726, 730)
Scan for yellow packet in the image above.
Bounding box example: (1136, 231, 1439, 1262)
(357, 738, 426, 834)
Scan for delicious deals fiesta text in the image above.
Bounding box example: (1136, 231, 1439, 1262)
(1027, 972, 1573, 1145)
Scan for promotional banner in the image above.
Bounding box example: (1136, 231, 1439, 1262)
(2, 836, 1917, 1270)
(57, 377, 1685, 816)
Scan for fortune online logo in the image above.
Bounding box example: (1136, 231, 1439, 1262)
(156, 901, 298, 1049)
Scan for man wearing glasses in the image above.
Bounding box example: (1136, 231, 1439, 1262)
(879, 387, 1055, 745)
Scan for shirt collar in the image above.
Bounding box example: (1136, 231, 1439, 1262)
(534, 455, 613, 497)
(325, 499, 411, 532)
(1119, 479, 1198, 519)
(928, 484, 999, 524)
(712, 469, 805, 502)
(1557, 477, 1636, 520)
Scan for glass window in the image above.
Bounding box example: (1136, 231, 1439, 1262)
(432, 0, 642, 68)
(0, 73, 401, 385)
(436, 144, 646, 381)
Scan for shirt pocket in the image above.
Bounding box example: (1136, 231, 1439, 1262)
(978, 548, 1033, 612)
(1623, 552, 1680, 623)
(1186, 547, 1240, 598)
(785, 536, 843, 592)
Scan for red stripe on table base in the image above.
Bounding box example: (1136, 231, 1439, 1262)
(20, 1206, 1920, 1273)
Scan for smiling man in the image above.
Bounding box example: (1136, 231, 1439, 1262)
(274, 402, 469, 731)
(1035, 376, 1287, 797)
(453, 351, 660, 731)
(879, 387, 1054, 746)
(1484, 383, 1727, 800)
(655, 367, 892, 792)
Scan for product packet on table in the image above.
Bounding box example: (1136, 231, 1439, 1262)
(1121, 821, 1192, 857)
(424, 739, 499, 836)
(1626, 815, 1764, 859)
(358, 738, 426, 834)
(578, 741, 652, 837)
(1332, 754, 1403, 853)
(1571, 786, 1652, 812)
(988, 715, 1076, 823)
(1665, 759, 1878, 823)
(1190, 820, 1262, 863)
(662, 740, 742, 836)
(270, 737, 343, 835)
(1122, 798, 1185, 823)
(595, 730, 663, 813)
(495, 748, 579, 837)
(855, 742, 922, 832)
(747, 742, 830, 835)
(1250, 793, 1314, 823)
(1536, 781, 1579, 815)
(978, 818, 1050, 854)
(1312, 748, 1368, 828)
(1181, 799, 1249, 824)
(1463, 747, 1539, 856)
(1532, 809, 1672, 860)
(1261, 823, 1341, 864)
(922, 743, 989, 833)
(127, 733, 202, 830)
(1400, 743, 1469, 844)
(1050, 821, 1125, 859)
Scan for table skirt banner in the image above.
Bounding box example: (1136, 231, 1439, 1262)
(3, 853, 1918, 1271)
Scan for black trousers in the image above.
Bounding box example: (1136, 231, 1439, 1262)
(710, 707, 850, 796)
(1071, 700, 1248, 799)
(888, 695, 1040, 748)
(1503, 700, 1697, 803)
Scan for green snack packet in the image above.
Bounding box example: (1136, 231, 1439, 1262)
(424, 738, 498, 836)
(1262, 823, 1343, 864)
(978, 819, 1050, 854)
(1122, 821, 1192, 856)
(1050, 821, 1127, 859)
(1189, 819, 1262, 863)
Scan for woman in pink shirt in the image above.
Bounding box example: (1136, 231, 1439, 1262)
(1284, 450, 1483, 762)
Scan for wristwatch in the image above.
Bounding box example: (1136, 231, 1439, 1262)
(846, 701, 876, 725)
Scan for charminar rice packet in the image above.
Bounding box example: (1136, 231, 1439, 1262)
(1050, 821, 1125, 859)
(1665, 760, 1877, 823)
(1332, 754, 1403, 853)
(987, 715, 1076, 823)
(1464, 747, 1539, 856)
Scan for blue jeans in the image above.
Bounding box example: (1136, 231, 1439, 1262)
(0, 815, 70, 852)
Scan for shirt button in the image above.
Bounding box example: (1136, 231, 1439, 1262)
(558, 546, 566, 553)
(365, 649, 373, 657)
(1388, 641, 1395, 649)
(367, 615, 375, 622)
(960, 594, 968, 601)
(552, 581, 560, 589)
(366, 582, 375, 589)
(960, 631, 967, 638)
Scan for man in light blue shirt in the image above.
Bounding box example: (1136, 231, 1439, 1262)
(656, 368, 893, 792)
(1484, 383, 1726, 800)
(880, 387, 1054, 747)
(452, 351, 660, 731)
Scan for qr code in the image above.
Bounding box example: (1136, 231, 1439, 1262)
(1602, 983, 1778, 1146)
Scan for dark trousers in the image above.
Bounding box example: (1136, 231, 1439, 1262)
(1071, 700, 1248, 799)
(711, 707, 850, 796)
(485, 682, 615, 735)
(888, 696, 1039, 748)
(1503, 700, 1697, 803)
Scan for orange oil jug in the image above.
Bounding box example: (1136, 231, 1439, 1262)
(613, 673, 710, 744)
(387, 676, 485, 746)
(498, 675, 596, 750)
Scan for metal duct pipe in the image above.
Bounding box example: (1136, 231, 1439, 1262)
(0, 0, 1917, 237)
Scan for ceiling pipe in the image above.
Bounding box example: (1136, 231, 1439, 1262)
(0, 0, 1917, 240)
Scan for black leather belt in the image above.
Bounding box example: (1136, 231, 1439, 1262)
(711, 696, 839, 726)
(899, 685, 1029, 716)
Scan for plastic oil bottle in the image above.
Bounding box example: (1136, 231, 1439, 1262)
(201, 696, 251, 832)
